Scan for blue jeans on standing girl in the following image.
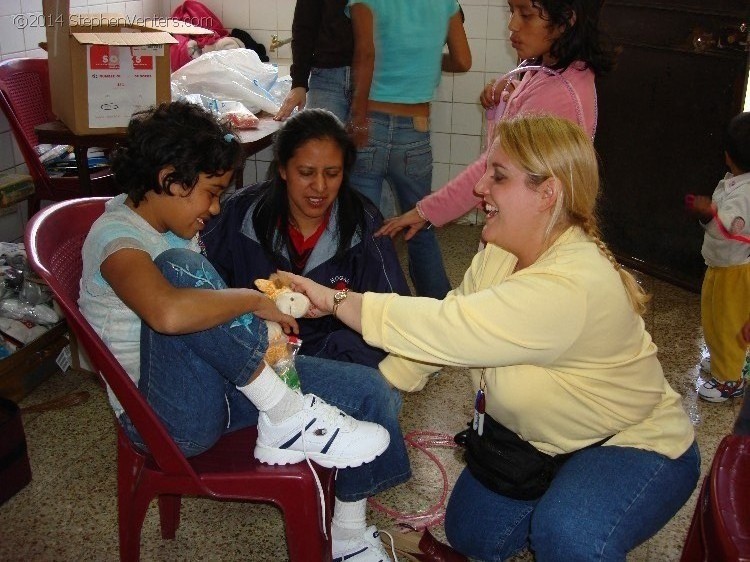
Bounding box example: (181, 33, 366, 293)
(119, 248, 411, 502)
(349, 111, 452, 298)
(444, 440, 700, 561)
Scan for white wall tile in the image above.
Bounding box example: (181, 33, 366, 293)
(249, 0, 276, 30)
(21, 0, 42, 13)
(486, 6, 508, 40)
(485, 40, 517, 74)
(0, 2, 22, 18)
(198, 0, 224, 20)
(451, 103, 482, 135)
(431, 101, 452, 134)
(277, 0, 294, 31)
(461, 5, 487, 39)
(0, 15, 27, 55)
(222, 0, 249, 29)
(450, 134, 481, 165)
(467, 38, 486, 72)
(435, 74, 453, 103)
(106, 3, 126, 13)
(431, 132, 451, 164)
(452, 71, 484, 103)
(22, 12, 46, 52)
(431, 162, 450, 191)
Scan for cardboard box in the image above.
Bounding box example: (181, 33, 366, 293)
(42, 0, 212, 135)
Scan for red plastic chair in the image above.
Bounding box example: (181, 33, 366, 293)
(681, 434, 750, 561)
(25, 197, 335, 562)
(0, 58, 115, 217)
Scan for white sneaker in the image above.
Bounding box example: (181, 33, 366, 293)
(699, 356, 711, 374)
(255, 394, 390, 469)
(333, 526, 393, 562)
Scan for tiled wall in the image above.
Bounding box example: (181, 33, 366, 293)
(0, 0, 162, 240)
(168, 0, 518, 222)
(0, 0, 516, 238)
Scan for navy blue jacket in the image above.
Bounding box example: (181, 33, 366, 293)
(202, 182, 411, 368)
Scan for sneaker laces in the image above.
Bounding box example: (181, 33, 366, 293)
(378, 528, 399, 562)
(308, 395, 357, 432)
(300, 393, 351, 541)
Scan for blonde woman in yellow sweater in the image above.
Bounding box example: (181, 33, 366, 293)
(287, 114, 698, 561)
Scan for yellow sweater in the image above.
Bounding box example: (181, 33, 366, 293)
(362, 227, 694, 459)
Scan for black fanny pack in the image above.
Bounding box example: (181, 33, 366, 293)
(455, 415, 610, 501)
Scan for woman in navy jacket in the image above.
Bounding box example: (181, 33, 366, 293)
(203, 108, 410, 368)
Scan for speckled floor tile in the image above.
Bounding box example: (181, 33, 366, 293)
(0, 224, 738, 561)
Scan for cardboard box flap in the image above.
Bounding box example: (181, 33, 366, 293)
(72, 31, 178, 46)
(144, 19, 214, 35)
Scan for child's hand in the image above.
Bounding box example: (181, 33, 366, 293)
(278, 271, 336, 317)
(741, 319, 750, 345)
(252, 292, 299, 334)
(684, 194, 715, 219)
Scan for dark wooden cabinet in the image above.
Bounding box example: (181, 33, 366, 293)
(596, 0, 749, 292)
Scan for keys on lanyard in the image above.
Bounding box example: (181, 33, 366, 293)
(473, 388, 485, 436)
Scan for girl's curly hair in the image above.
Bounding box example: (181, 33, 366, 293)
(110, 100, 242, 205)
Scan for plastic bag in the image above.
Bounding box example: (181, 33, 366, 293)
(265, 333, 302, 391)
(171, 49, 288, 114)
(218, 101, 260, 129)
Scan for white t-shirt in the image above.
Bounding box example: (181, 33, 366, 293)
(78, 194, 200, 416)
(701, 171, 750, 267)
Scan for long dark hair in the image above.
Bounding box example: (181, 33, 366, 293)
(252, 108, 366, 266)
(110, 100, 242, 206)
(533, 0, 616, 76)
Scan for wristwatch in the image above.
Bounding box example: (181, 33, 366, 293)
(332, 289, 349, 318)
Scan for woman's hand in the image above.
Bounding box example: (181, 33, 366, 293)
(480, 79, 511, 110)
(375, 207, 427, 241)
(274, 87, 307, 121)
(251, 290, 299, 333)
(278, 272, 337, 318)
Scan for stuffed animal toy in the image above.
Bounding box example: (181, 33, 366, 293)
(254, 273, 310, 374)
(254, 273, 311, 318)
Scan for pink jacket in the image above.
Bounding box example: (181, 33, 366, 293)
(419, 63, 597, 226)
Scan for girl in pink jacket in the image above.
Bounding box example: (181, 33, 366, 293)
(378, 0, 615, 240)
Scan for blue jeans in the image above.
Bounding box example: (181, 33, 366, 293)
(307, 66, 352, 124)
(350, 111, 451, 298)
(444, 441, 700, 561)
(120, 248, 411, 501)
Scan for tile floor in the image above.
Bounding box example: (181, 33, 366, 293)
(0, 223, 741, 561)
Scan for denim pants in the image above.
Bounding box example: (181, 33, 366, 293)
(350, 111, 451, 298)
(444, 441, 700, 561)
(307, 66, 352, 124)
(120, 248, 411, 501)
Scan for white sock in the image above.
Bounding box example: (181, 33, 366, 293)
(237, 363, 303, 424)
(332, 498, 368, 542)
